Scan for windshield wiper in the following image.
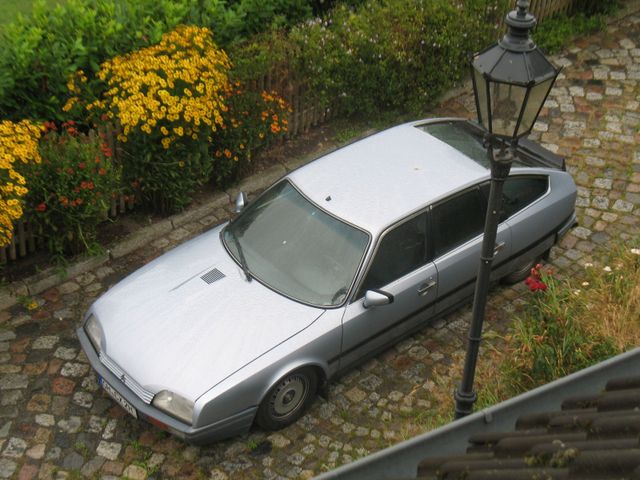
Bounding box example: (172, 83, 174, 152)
(227, 228, 252, 282)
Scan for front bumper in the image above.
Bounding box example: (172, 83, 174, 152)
(76, 326, 256, 444)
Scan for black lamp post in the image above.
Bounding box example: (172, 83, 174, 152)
(454, 0, 560, 419)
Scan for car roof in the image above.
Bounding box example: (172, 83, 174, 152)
(288, 120, 490, 236)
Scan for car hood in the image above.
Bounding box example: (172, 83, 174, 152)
(91, 224, 325, 401)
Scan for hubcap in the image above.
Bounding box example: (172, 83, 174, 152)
(271, 374, 308, 418)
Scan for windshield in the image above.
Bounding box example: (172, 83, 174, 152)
(223, 180, 369, 307)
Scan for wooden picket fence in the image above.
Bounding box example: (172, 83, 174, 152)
(0, 0, 586, 265)
(529, 0, 577, 22)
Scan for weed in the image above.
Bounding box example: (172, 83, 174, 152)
(74, 441, 90, 458)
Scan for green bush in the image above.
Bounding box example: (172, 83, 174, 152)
(577, 0, 621, 15)
(21, 122, 121, 257)
(0, 0, 314, 121)
(534, 12, 606, 54)
(211, 88, 290, 187)
(232, 0, 509, 117)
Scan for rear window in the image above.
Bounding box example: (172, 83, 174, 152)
(480, 176, 549, 221)
(416, 121, 526, 169)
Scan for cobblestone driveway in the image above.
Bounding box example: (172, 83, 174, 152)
(1, 13, 639, 480)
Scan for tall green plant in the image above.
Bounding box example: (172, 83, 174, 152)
(503, 267, 619, 393)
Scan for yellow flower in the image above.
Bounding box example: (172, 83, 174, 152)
(92, 25, 231, 145)
(0, 120, 41, 247)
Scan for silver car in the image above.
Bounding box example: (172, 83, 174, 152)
(77, 118, 577, 443)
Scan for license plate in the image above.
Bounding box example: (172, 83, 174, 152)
(99, 376, 138, 418)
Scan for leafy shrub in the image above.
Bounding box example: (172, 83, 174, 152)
(87, 25, 231, 213)
(212, 88, 290, 186)
(0, 119, 42, 246)
(233, 0, 509, 117)
(577, 0, 621, 15)
(0, 0, 313, 121)
(21, 122, 120, 256)
(534, 13, 606, 54)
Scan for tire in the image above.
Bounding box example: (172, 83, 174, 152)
(256, 368, 318, 431)
(501, 257, 537, 285)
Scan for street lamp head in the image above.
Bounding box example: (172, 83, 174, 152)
(471, 0, 559, 141)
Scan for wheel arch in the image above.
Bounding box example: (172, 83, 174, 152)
(255, 359, 329, 412)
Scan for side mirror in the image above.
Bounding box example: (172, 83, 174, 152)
(235, 191, 247, 213)
(363, 290, 393, 309)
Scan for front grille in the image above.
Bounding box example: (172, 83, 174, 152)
(99, 353, 154, 404)
(201, 268, 225, 284)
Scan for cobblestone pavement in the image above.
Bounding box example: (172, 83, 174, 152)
(1, 14, 640, 480)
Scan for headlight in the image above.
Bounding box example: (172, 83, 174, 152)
(84, 315, 103, 354)
(152, 390, 194, 425)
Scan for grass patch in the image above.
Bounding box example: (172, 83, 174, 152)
(427, 240, 640, 423)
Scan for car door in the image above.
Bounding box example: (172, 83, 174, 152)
(339, 211, 438, 370)
(431, 186, 512, 315)
(501, 175, 551, 253)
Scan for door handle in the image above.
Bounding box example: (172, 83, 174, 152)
(494, 241, 506, 256)
(417, 279, 437, 296)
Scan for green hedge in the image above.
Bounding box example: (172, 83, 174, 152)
(232, 0, 509, 117)
(0, 0, 314, 121)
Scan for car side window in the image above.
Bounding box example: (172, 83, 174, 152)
(432, 188, 485, 258)
(480, 176, 548, 221)
(358, 212, 428, 295)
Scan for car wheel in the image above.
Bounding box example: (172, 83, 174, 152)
(501, 257, 537, 285)
(256, 368, 318, 431)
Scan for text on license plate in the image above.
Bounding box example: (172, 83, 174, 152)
(99, 376, 138, 418)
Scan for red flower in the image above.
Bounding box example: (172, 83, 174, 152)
(524, 263, 547, 292)
(100, 142, 113, 158)
(98, 168, 107, 176)
(67, 167, 74, 175)
(42, 121, 57, 133)
(79, 162, 86, 170)
(36, 203, 47, 212)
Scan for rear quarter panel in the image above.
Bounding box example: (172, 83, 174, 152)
(506, 169, 577, 254)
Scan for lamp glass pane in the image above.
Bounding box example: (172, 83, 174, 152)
(473, 67, 489, 131)
(518, 77, 554, 136)
(489, 81, 527, 138)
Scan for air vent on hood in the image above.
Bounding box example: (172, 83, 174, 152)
(201, 268, 225, 284)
